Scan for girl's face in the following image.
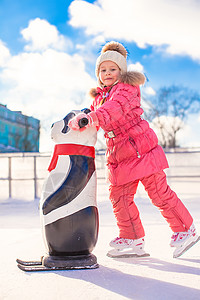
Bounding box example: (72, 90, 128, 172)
(99, 61, 120, 86)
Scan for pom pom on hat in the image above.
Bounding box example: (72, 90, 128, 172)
(95, 41, 127, 78)
(101, 41, 127, 58)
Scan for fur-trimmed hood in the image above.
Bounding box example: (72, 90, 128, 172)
(89, 71, 146, 98)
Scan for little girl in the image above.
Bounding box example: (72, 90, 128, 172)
(69, 41, 199, 258)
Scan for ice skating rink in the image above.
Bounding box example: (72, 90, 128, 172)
(0, 174, 200, 299)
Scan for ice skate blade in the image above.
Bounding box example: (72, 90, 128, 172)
(107, 252, 150, 258)
(173, 235, 200, 258)
(107, 249, 150, 258)
(17, 254, 99, 271)
(17, 263, 99, 272)
(16, 258, 43, 266)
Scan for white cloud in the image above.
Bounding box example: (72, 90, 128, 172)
(0, 41, 11, 66)
(21, 18, 73, 52)
(0, 18, 96, 151)
(177, 113, 200, 147)
(143, 86, 156, 96)
(69, 0, 200, 61)
(0, 49, 95, 115)
(128, 62, 144, 73)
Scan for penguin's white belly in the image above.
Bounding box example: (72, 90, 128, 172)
(43, 171, 97, 225)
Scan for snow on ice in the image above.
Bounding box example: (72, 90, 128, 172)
(0, 155, 200, 300)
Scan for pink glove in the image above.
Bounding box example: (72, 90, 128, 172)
(68, 111, 99, 131)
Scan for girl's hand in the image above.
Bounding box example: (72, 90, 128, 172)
(68, 112, 99, 131)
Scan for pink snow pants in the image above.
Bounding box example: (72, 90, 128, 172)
(109, 171, 193, 239)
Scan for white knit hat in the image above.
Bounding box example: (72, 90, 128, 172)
(95, 41, 127, 78)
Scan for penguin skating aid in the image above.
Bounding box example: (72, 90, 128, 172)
(17, 109, 99, 272)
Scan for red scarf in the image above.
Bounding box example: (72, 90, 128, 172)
(48, 143, 95, 172)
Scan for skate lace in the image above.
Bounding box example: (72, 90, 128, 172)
(111, 237, 132, 246)
(172, 227, 196, 242)
(171, 232, 188, 242)
(112, 237, 122, 243)
(112, 237, 144, 246)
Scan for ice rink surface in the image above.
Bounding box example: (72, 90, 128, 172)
(0, 175, 200, 300)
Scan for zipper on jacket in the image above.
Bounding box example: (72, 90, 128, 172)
(129, 137, 141, 158)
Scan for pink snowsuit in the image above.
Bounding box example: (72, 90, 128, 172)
(90, 73, 193, 239)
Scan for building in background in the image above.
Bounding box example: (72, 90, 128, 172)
(0, 103, 40, 152)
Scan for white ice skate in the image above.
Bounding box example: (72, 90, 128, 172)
(107, 237, 150, 258)
(170, 223, 200, 258)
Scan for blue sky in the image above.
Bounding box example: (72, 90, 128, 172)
(0, 0, 200, 150)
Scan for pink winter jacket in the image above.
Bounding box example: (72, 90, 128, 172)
(90, 72, 169, 186)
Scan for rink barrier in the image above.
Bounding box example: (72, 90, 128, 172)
(0, 150, 200, 200)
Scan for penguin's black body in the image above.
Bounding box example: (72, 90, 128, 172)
(42, 155, 98, 257)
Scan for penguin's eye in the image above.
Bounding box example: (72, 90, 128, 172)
(81, 108, 91, 114)
(62, 112, 76, 133)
